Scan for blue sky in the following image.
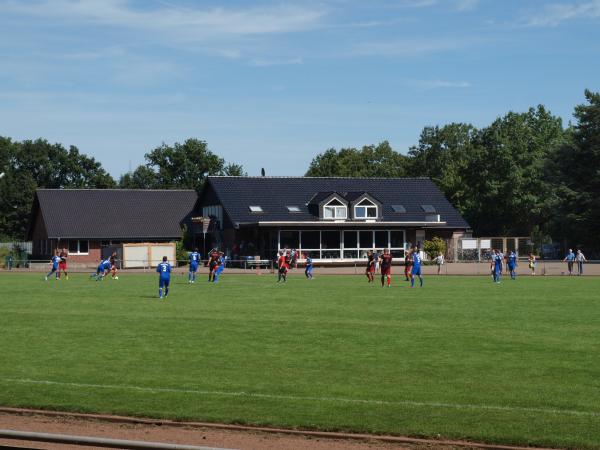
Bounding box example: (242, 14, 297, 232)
(1, 0, 599, 178)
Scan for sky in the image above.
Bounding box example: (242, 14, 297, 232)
(1, 0, 599, 178)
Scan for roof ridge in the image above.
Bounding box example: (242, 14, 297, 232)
(208, 176, 431, 180)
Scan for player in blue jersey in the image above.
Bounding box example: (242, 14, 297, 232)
(305, 253, 313, 279)
(188, 248, 201, 283)
(507, 251, 518, 280)
(213, 252, 225, 283)
(410, 247, 423, 287)
(156, 256, 172, 298)
(45, 251, 61, 281)
(92, 258, 112, 281)
(490, 249, 503, 283)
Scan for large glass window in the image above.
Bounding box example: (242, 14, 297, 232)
(300, 231, 320, 249)
(375, 231, 388, 248)
(321, 230, 341, 249)
(354, 199, 377, 219)
(323, 198, 347, 219)
(343, 231, 358, 248)
(343, 250, 358, 259)
(390, 230, 404, 248)
(322, 250, 341, 259)
(359, 231, 373, 248)
(280, 231, 299, 249)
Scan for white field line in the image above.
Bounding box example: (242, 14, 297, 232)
(2, 378, 599, 418)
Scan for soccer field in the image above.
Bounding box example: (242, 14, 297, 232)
(1, 272, 599, 448)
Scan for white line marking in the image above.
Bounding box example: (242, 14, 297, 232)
(2, 378, 599, 418)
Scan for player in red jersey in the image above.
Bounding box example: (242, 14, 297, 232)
(109, 251, 119, 279)
(208, 248, 220, 282)
(365, 250, 375, 283)
(404, 248, 413, 281)
(277, 251, 289, 283)
(380, 248, 392, 287)
(58, 247, 68, 279)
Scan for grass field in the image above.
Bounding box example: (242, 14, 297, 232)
(1, 272, 599, 448)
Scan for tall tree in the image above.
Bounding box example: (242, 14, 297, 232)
(408, 123, 477, 214)
(0, 138, 116, 239)
(546, 90, 600, 253)
(305, 141, 409, 177)
(120, 138, 245, 191)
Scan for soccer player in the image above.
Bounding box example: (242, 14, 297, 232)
(490, 249, 502, 283)
(410, 247, 423, 287)
(207, 248, 220, 282)
(277, 251, 289, 283)
(380, 248, 392, 287)
(305, 253, 313, 279)
(507, 250, 518, 280)
(213, 252, 225, 283)
(93, 258, 112, 281)
(365, 250, 375, 283)
(156, 256, 171, 299)
(58, 248, 68, 279)
(109, 251, 119, 279)
(188, 248, 201, 283)
(404, 248, 413, 281)
(563, 249, 575, 275)
(45, 251, 61, 281)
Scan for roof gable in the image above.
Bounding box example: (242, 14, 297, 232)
(34, 189, 197, 239)
(202, 177, 470, 228)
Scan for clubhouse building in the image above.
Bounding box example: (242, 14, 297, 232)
(28, 177, 471, 263)
(193, 176, 471, 262)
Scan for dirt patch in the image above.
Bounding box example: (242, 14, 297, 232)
(0, 409, 511, 450)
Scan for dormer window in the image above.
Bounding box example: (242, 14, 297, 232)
(249, 206, 263, 212)
(323, 198, 347, 219)
(286, 206, 301, 212)
(354, 198, 377, 219)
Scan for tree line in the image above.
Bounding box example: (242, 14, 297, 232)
(0, 138, 244, 239)
(306, 90, 600, 255)
(0, 90, 598, 254)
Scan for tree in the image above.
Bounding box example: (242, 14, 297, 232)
(462, 106, 567, 236)
(546, 90, 600, 254)
(305, 141, 409, 177)
(408, 123, 478, 214)
(0, 138, 116, 239)
(423, 237, 447, 260)
(120, 138, 245, 191)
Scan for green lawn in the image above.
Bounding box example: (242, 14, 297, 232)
(1, 272, 599, 448)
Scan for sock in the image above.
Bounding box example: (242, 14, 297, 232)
(159, 288, 163, 298)
(411, 277, 414, 287)
(387, 276, 391, 286)
(419, 276, 423, 287)
(165, 287, 169, 296)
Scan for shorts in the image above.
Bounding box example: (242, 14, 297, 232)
(159, 277, 170, 288)
(190, 262, 199, 272)
(96, 265, 104, 274)
(366, 266, 375, 273)
(278, 266, 288, 274)
(381, 267, 391, 276)
(51, 266, 58, 273)
(209, 262, 217, 272)
(59, 262, 67, 270)
(411, 267, 421, 276)
(508, 264, 515, 271)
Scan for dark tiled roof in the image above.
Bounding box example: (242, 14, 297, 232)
(34, 189, 197, 239)
(205, 177, 470, 228)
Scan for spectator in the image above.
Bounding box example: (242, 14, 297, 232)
(563, 249, 575, 275)
(575, 250, 587, 275)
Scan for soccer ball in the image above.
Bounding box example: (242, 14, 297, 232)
(114, 276, 119, 280)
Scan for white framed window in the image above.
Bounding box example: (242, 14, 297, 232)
(68, 240, 89, 255)
(323, 198, 347, 219)
(249, 205, 263, 212)
(286, 206, 301, 212)
(354, 198, 377, 219)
